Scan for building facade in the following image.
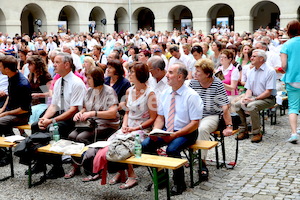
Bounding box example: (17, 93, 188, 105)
(0, 0, 299, 36)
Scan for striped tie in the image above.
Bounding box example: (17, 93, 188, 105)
(166, 91, 176, 132)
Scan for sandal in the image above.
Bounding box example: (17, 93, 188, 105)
(109, 172, 126, 185)
(119, 177, 138, 190)
(200, 160, 209, 182)
(82, 174, 101, 182)
(64, 166, 81, 179)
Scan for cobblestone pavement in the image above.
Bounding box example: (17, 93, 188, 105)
(0, 111, 299, 200)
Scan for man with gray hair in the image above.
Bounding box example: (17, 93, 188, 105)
(168, 44, 192, 72)
(235, 49, 277, 143)
(30, 52, 86, 179)
(62, 44, 82, 72)
(142, 62, 203, 195)
(147, 55, 169, 100)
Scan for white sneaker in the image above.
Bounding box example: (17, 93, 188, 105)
(287, 134, 299, 144)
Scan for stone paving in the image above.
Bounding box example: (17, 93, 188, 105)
(0, 110, 299, 200)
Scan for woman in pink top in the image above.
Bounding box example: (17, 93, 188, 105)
(217, 49, 240, 110)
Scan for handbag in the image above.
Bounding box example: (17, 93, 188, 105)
(106, 134, 135, 162)
(75, 118, 96, 130)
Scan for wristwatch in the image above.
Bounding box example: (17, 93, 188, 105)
(52, 118, 56, 124)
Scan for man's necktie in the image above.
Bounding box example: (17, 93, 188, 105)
(60, 78, 64, 114)
(166, 91, 176, 132)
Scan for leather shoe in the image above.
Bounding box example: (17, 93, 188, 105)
(236, 131, 249, 140)
(170, 183, 187, 196)
(251, 133, 262, 143)
(25, 163, 46, 175)
(45, 167, 65, 179)
(0, 157, 9, 167)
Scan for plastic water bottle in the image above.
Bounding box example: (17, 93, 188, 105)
(52, 123, 60, 142)
(134, 134, 142, 158)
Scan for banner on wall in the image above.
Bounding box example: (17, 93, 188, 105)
(216, 17, 228, 28)
(58, 21, 67, 34)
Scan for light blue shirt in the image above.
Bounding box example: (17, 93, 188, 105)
(158, 84, 203, 131)
(0, 72, 8, 94)
(280, 37, 300, 84)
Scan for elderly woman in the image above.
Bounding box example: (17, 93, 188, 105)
(280, 20, 300, 143)
(64, 67, 120, 179)
(189, 58, 233, 181)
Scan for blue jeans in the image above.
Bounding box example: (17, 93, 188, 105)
(142, 130, 198, 185)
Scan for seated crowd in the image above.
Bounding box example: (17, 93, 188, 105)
(0, 24, 291, 196)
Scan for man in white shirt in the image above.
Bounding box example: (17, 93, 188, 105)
(46, 36, 58, 52)
(147, 56, 169, 101)
(142, 62, 203, 196)
(235, 49, 276, 143)
(62, 44, 83, 72)
(31, 53, 86, 179)
(168, 44, 192, 72)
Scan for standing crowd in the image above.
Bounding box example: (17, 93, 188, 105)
(0, 19, 300, 196)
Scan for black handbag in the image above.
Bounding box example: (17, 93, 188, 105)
(217, 113, 241, 131)
(75, 118, 96, 130)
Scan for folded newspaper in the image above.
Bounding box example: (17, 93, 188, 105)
(5, 135, 25, 143)
(49, 139, 85, 155)
(87, 141, 111, 148)
(147, 129, 173, 137)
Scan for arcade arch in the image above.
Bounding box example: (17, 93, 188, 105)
(168, 5, 193, 31)
(114, 7, 129, 33)
(89, 7, 106, 33)
(58, 5, 79, 34)
(208, 4, 234, 31)
(251, 1, 280, 31)
(133, 7, 155, 31)
(20, 4, 46, 36)
(0, 9, 6, 34)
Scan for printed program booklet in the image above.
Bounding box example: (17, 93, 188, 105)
(147, 129, 173, 137)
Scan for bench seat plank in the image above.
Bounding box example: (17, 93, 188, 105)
(119, 154, 187, 170)
(0, 137, 15, 148)
(37, 144, 88, 157)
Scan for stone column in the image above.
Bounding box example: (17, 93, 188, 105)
(5, 20, 21, 37)
(192, 17, 211, 36)
(234, 16, 253, 33)
(280, 14, 298, 30)
(154, 18, 170, 32)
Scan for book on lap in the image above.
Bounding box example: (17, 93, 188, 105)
(147, 129, 173, 137)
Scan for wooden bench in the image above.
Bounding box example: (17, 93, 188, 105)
(14, 124, 31, 130)
(119, 154, 187, 200)
(0, 137, 16, 181)
(210, 129, 240, 169)
(186, 140, 218, 188)
(28, 144, 89, 188)
(36, 143, 186, 200)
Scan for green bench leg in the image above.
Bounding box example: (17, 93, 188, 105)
(151, 168, 170, 200)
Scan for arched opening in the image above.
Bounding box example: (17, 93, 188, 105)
(89, 7, 106, 33)
(0, 9, 6, 34)
(58, 6, 79, 34)
(114, 7, 129, 33)
(133, 8, 155, 31)
(251, 1, 280, 30)
(298, 6, 300, 22)
(20, 4, 46, 36)
(208, 4, 234, 31)
(168, 6, 193, 31)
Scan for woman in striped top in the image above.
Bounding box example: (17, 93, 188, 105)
(189, 58, 233, 181)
